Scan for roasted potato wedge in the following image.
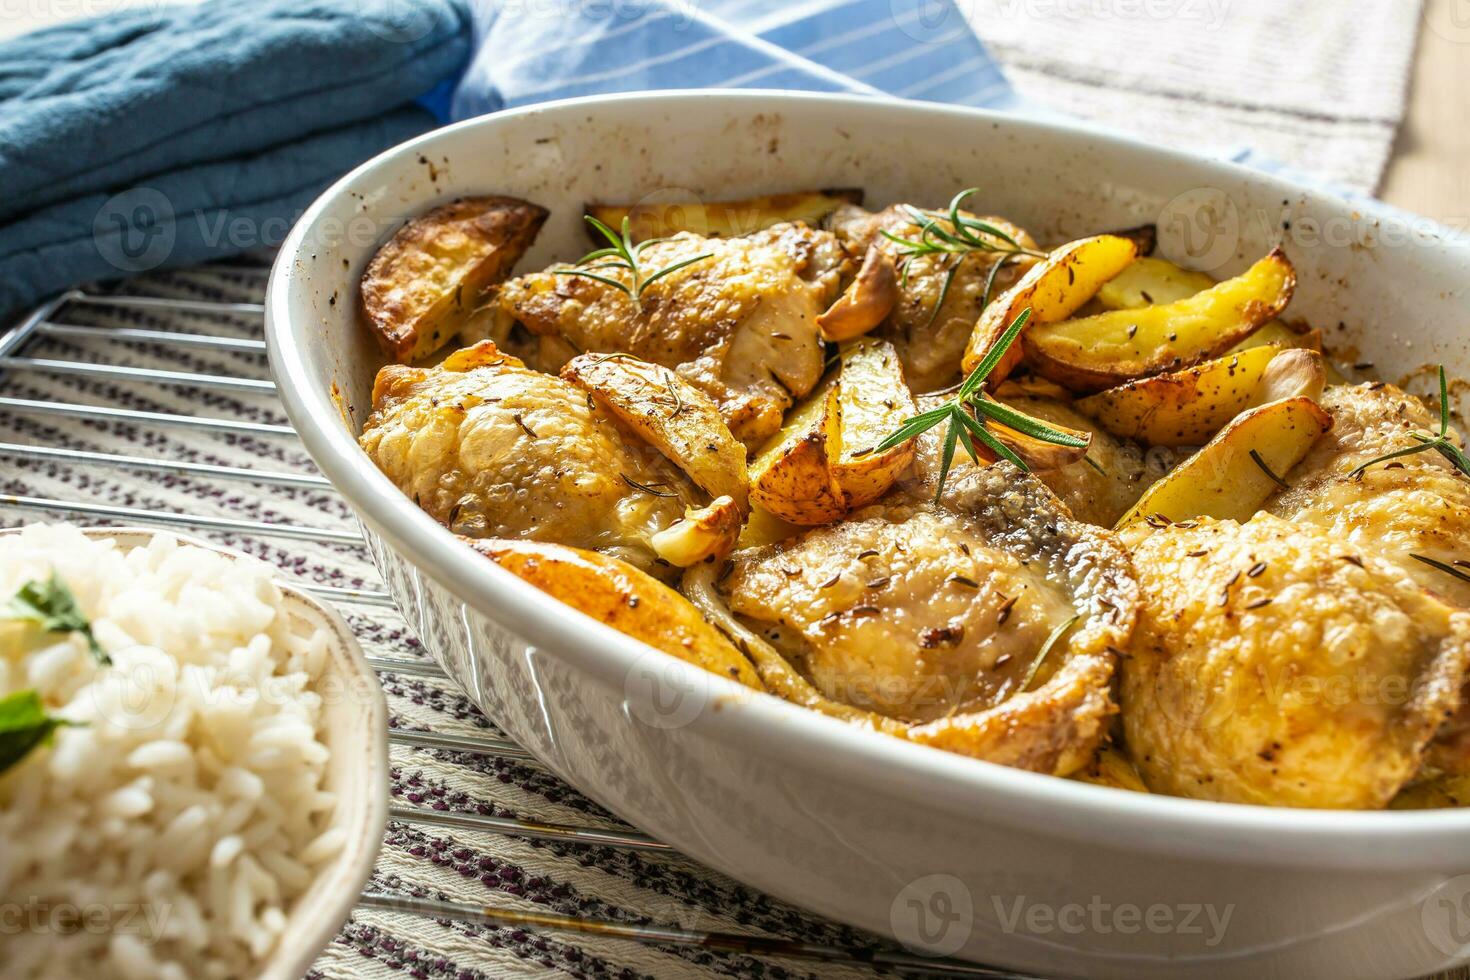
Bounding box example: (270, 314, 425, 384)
(831, 338, 919, 507)
(1094, 255, 1214, 309)
(561, 353, 748, 509)
(586, 189, 863, 243)
(737, 505, 804, 549)
(962, 234, 1139, 384)
(1098, 256, 1324, 363)
(748, 377, 846, 525)
(748, 339, 918, 523)
(1024, 249, 1297, 392)
(1117, 395, 1332, 527)
(1078, 345, 1282, 447)
(361, 196, 548, 363)
(468, 538, 763, 689)
(817, 244, 898, 342)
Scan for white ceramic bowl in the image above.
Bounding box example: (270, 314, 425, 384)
(265, 91, 1470, 980)
(3, 528, 389, 980)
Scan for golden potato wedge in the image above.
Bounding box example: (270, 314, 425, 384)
(1098, 256, 1323, 365)
(467, 538, 763, 689)
(1024, 249, 1297, 392)
(1077, 345, 1281, 447)
(817, 244, 898, 342)
(651, 495, 743, 567)
(748, 377, 846, 525)
(747, 338, 919, 523)
(586, 189, 863, 243)
(962, 234, 1139, 384)
(831, 338, 918, 506)
(361, 196, 548, 363)
(1095, 256, 1215, 309)
(560, 352, 748, 509)
(1116, 395, 1332, 527)
(736, 505, 803, 549)
(1226, 320, 1322, 356)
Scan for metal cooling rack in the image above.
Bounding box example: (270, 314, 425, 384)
(0, 269, 1023, 979)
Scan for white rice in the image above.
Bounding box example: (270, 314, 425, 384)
(0, 525, 341, 979)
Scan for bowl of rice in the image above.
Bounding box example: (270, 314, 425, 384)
(0, 524, 388, 980)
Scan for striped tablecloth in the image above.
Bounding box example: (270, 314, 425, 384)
(0, 267, 916, 979)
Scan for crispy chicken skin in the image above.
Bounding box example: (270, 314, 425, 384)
(714, 463, 1137, 775)
(1121, 513, 1470, 808)
(829, 203, 1038, 393)
(360, 341, 694, 572)
(496, 223, 849, 444)
(1268, 382, 1470, 606)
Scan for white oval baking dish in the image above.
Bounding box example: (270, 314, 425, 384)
(265, 90, 1470, 980)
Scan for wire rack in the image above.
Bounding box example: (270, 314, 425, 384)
(0, 266, 1022, 979)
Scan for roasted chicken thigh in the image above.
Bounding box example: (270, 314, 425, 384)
(360, 341, 698, 573)
(496, 223, 849, 444)
(1268, 382, 1470, 607)
(704, 463, 1137, 776)
(829, 203, 1039, 392)
(1121, 513, 1470, 808)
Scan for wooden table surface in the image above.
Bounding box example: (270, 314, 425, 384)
(1380, 0, 1470, 226)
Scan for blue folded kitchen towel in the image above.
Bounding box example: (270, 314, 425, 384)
(0, 0, 470, 317)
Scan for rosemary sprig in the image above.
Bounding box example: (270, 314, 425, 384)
(879, 189, 1047, 326)
(1021, 613, 1081, 692)
(1249, 449, 1290, 490)
(1411, 553, 1470, 585)
(551, 215, 713, 304)
(1351, 366, 1469, 479)
(871, 307, 1089, 501)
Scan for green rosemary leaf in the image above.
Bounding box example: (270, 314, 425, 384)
(1022, 614, 1081, 692)
(1440, 365, 1452, 437)
(1249, 449, 1290, 490)
(584, 215, 626, 250)
(962, 413, 1029, 472)
(933, 420, 961, 504)
(1435, 440, 1470, 478)
(1411, 553, 1470, 585)
(1349, 439, 1439, 478)
(972, 395, 1090, 447)
(959, 307, 1032, 399)
(638, 251, 713, 294)
(548, 268, 633, 296)
(925, 262, 960, 328)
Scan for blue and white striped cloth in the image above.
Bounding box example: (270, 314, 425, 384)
(453, 0, 1018, 119)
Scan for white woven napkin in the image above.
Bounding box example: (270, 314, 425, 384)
(965, 0, 1425, 193)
